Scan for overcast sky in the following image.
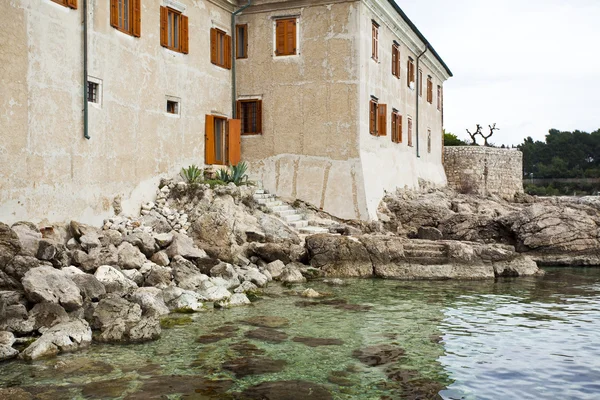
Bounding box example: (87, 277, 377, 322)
(397, 0, 600, 146)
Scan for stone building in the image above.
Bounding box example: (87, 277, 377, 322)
(0, 0, 451, 224)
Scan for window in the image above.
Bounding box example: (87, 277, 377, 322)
(205, 115, 241, 166)
(369, 99, 378, 136)
(407, 58, 415, 88)
(407, 117, 413, 147)
(437, 85, 442, 111)
(392, 44, 400, 78)
(87, 81, 99, 104)
(377, 104, 387, 136)
(418, 69, 423, 97)
(427, 76, 433, 104)
(237, 99, 262, 135)
(166, 100, 179, 115)
(427, 129, 432, 153)
(160, 6, 189, 53)
(110, 0, 141, 37)
(391, 111, 403, 143)
(275, 18, 297, 56)
(371, 22, 379, 61)
(236, 24, 248, 59)
(211, 28, 232, 68)
(52, 0, 77, 9)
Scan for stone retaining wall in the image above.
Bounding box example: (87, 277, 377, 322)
(443, 147, 523, 199)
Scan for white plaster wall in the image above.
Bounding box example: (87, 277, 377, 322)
(0, 0, 233, 225)
(357, 0, 449, 219)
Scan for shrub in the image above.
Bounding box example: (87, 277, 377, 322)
(217, 161, 250, 186)
(180, 165, 203, 184)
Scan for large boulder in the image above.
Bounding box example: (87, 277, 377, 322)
(165, 233, 207, 260)
(171, 256, 208, 290)
(92, 296, 160, 343)
(123, 232, 156, 258)
(239, 267, 268, 287)
(279, 265, 306, 284)
(143, 264, 172, 288)
(70, 274, 106, 302)
(29, 302, 70, 331)
(22, 266, 83, 311)
(306, 235, 373, 278)
(0, 331, 17, 361)
(197, 281, 231, 302)
(161, 286, 203, 312)
(265, 260, 285, 280)
(258, 215, 301, 245)
(94, 265, 137, 295)
(11, 222, 41, 257)
(117, 242, 147, 270)
(20, 319, 92, 360)
(130, 287, 170, 317)
(0, 223, 20, 267)
(0, 303, 35, 334)
(250, 242, 306, 264)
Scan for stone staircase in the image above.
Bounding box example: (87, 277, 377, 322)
(403, 241, 449, 265)
(253, 189, 329, 235)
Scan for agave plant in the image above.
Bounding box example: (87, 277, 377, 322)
(217, 162, 250, 185)
(180, 164, 203, 184)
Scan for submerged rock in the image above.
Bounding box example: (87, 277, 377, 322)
(237, 380, 332, 400)
(223, 356, 287, 378)
(123, 375, 233, 400)
(243, 315, 289, 328)
(292, 336, 344, 347)
(245, 327, 288, 344)
(352, 344, 406, 367)
(20, 319, 92, 360)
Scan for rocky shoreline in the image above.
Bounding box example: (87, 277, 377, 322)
(2, 179, 594, 362)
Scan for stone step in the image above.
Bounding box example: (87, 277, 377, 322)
(289, 220, 309, 228)
(283, 214, 303, 222)
(298, 226, 330, 234)
(264, 200, 283, 207)
(254, 193, 276, 200)
(270, 205, 291, 212)
(254, 189, 266, 195)
(275, 209, 298, 217)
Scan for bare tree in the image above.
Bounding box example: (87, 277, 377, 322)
(466, 124, 482, 145)
(481, 123, 500, 146)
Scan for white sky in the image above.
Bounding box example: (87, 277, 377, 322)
(397, 0, 600, 146)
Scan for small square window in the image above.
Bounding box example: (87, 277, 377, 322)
(87, 77, 102, 106)
(167, 100, 179, 115)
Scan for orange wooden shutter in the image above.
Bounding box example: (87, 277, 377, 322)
(67, 0, 77, 9)
(181, 15, 189, 54)
(287, 19, 296, 55)
(132, 0, 141, 37)
(160, 7, 168, 47)
(378, 104, 387, 136)
(369, 101, 375, 135)
(399, 115, 403, 143)
(224, 34, 232, 69)
(228, 119, 241, 166)
(205, 115, 216, 165)
(391, 112, 396, 142)
(236, 101, 242, 123)
(210, 28, 217, 63)
(256, 100, 263, 134)
(275, 20, 285, 55)
(110, 0, 118, 28)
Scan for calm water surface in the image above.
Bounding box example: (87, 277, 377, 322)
(1, 267, 599, 399)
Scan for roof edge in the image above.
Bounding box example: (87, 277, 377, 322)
(386, 0, 453, 77)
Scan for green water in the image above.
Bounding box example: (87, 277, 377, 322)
(1, 268, 600, 399)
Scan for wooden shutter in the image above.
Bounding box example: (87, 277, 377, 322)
(236, 101, 242, 123)
(205, 115, 216, 165)
(228, 119, 242, 166)
(160, 7, 168, 47)
(391, 46, 396, 76)
(398, 114, 403, 143)
(275, 20, 285, 55)
(408, 118, 413, 147)
(132, 0, 141, 37)
(391, 112, 397, 142)
(369, 100, 376, 135)
(181, 15, 189, 54)
(210, 28, 218, 63)
(110, 0, 119, 28)
(378, 104, 387, 136)
(224, 34, 232, 69)
(256, 100, 262, 134)
(67, 0, 77, 9)
(287, 19, 296, 55)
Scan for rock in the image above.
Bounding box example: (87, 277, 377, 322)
(153, 233, 174, 248)
(29, 302, 69, 331)
(99, 230, 123, 247)
(79, 233, 101, 252)
(251, 243, 305, 264)
(92, 296, 160, 343)
(144, 264, 172, 288)
(0, 269, 21, 290)
(292, 336, 344, 347)
(70, 249, 98, 272)
(71, 274, 106, 302)
(265, 260, 285, 280)
(210, 262, 238, 281)
(11, 222, 41, 257)
(36, 239, 57, 260)
(301, 288, 321, 298)
(493, 256, 541, 277)
(122, 269, 144, 286)
(171, 256, 208, 290)
(22, 266, 83, 311)
(94, 265, 137, 295)
(323, 278, 346, 286)
(0, 344, 19, 361)
(20, 319, 92, 360)
(245, 327, 288, 343)
(238, 380, 332, 400)
(0, 331, 15, 346)
(215, 293, 251, 308)
(166, 233, 207, 260)
(150, 251, 170, 266)
(243, 315, 289, 328)
(4, 255, 43, 281)
(258, 215, 301, 244)
(306, 235, 373, 278)
(240, 267, 268, 287)
(223, 356, 287, 378)
(280, 265, 306, 284)
(124, 232, 156, 257)
(198, 283, 231, 302)
(417, 226, 443, 241)
(161, 286, 203, 312)
(0, 222, 21, 267)
(234, 281, 258, 293)
(352, 344, 406, 366)
(70, 221, 100, 240)
(117, 242, 147, 270)
(0, 304, 35, 334)
(130, 287, 170, 317)
(141, 212, 172, 234)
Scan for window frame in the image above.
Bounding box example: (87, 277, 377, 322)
(237, 99, 262, 135)
(392, 44, 400, 78)
(51, 0, 77, 9)
(160, 6, 188, 54)
(371, 21, 379, 62)
(391, 111, 403, 144)
(427, 76, 433, 104)
(274, 17, 298, 57)
(407, 57, 415, 89)
(369, 99, 378, 136)
(407, 117, 413, 147)
(167, 8, 182, 52)
(437, 85, 442, 111)
(236, 24, 248, 59)
(427, 129, 432, 153)
(110, 0, 140, 37)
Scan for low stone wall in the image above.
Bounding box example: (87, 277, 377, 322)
(443, 147, 523, 199)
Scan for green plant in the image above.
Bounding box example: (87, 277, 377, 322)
(180, 165, 203, 184)
(217, 161, 250, 185)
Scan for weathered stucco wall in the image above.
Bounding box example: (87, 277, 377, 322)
(358, 0, 448, 220)
(443, 147, 524, 199)
(0, 0, 233, 225)
(236, 0, 368, 219)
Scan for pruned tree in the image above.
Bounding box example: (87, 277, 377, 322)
(481, 123, 500, 146)
(466, 124, 482, 145)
